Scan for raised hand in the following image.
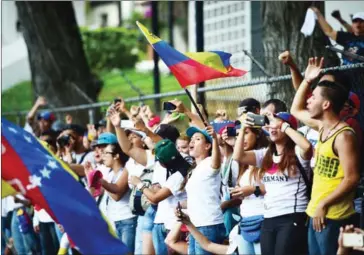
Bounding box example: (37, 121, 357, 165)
(205, 125, 217, 139)
(278, 51, 293, 66)
(130, 105, 140, 117)
(65, 114, 73, 124)
(221, 128, 236, 147)
(170, 99, 186, 113)
(304, 57, 324, 83)
(35, 96, 47, 107)
(108, 108, 121, 127)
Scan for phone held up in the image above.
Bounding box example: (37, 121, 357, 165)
(163, 102, 177, 111)
(343, 233, 364, 248)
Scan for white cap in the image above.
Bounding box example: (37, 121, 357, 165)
(352, 12, 364, 21)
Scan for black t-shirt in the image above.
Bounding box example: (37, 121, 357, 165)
(336, 31, 364, 65)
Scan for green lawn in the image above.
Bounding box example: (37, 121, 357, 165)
(2, 69, 190, 115)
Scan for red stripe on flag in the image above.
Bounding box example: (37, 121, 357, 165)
(169, 59, 247, 87)
(1, 136, 57, 222)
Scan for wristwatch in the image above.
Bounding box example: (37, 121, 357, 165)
(254, 186, 261, 197)
(281, 122, 290, 133)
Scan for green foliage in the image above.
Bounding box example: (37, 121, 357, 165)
(81, 27, 140, 74)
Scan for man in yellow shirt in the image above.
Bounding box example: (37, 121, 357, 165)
(291, 57, 360, 255)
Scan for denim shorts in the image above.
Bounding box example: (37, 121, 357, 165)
(142, 205, 157, 233)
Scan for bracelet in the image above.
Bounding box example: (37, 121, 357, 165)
(281, 122, 290, 133)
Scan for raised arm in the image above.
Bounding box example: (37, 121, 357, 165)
(108, 108, 148, 166)
(206, 125, 221, 170)
(232, 117, 258, 166)
(279, 51, 304, 91)
(331, 10, 353, 33)
(311, 7, 338, 41)
(290, 57, 323, 131)
(170, 99, 205, 129)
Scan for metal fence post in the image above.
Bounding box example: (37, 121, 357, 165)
(88, 109, 95, 125)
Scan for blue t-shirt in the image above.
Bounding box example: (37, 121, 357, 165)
(336, 31, 364, 65)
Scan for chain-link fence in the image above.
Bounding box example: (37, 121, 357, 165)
(3, 63, 364, 129)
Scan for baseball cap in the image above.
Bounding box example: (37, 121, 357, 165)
(95, 119, 107, 129)
(37, 111, 56, 122)
(238, 98, 261, 115)
(95, 132, 118, 145)
(275, 112, 298, 130)
(186, 126, 213, 143)
(155, 139, 179, 163)
(352, 12, 364, 21)
(155, 124, 180, 143)
(348, 92, 360, 110)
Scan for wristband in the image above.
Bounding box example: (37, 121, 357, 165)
(254, 186, 261, 197)
(281, 122, 290, 133)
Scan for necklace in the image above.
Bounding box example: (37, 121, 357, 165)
(322, 120, 341, 141)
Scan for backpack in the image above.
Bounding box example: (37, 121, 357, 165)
(129, 168, 154, 216)
(296, 156, 313, 200)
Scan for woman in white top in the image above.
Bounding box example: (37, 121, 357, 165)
(87, 143, 137, 253)
(233, 112, 312, 255)
(185, 125, 225, 255)
(229, 125, 268, 255)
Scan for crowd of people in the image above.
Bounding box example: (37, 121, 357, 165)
(2, 9, 364, 255)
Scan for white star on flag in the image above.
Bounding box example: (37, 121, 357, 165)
(40, 167, 51, 179)
(27, 175, 42, 190)
(47, 160, 58, 169)
(24, 135, 32, 143)
(8, 127, 18, 134)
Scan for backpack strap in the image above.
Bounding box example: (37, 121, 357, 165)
(295, 156, 312, 200)
(78, 150, 91, 165)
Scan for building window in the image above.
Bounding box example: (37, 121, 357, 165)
(101, 13, 108, 27)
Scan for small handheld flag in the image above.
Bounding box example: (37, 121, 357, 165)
(1, 119, 129, 255)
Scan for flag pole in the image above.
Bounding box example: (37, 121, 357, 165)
(184, 88, 208, 127)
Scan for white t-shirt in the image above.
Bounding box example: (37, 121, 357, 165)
(106, 169, 135, 222)
(186, 157, 224, 227)
(254, 147, 310, 218)
(298, 126, 319, 168)
(221, 157, 239, 202)
(238, 166, 264, 217)
(126, 150, 155, 189)
(33, 209, 54, 226)
(74, 151, 95, 166)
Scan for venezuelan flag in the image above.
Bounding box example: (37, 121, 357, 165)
(1, 118, 129, 255)
(136, 21, 247, 87)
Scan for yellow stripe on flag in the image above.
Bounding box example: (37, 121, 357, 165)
(2, 179, 18, 198)
(136, 21, 162, 45)
(185, 52, 227, 73)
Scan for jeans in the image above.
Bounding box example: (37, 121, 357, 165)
(308, 216, 354, 255)
(115, 217, 137, 253)
(134, 216, 144, 255)
(152, 223, 169, 255)
(260, 213, 307, 255)
(11, 209, 40, 255)
(143, 205, 157, 233)
(188, 223, 226, 255)
(39, 222, 60, 255)
(238, 235, 261, 255)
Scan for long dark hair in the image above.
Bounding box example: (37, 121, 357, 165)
(109, 143, 130, 166)
(238, 128, 269, 183)
(261, 137, 297, 177)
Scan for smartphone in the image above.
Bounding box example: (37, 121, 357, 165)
(247, 112, 269, 127)
(163, 102, 177, 111)
(120, 120, 134, 129)
(114, 98, 122, 104)
(227, 127, 237, 137)
(343, 233, 364, 247)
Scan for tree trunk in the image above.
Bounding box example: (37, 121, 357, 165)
(16, 1, 102, 125)
(261, 2, 340, 106)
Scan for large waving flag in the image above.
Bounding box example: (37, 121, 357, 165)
(1, 118, 128, 255)
(137, 21, 247, 87)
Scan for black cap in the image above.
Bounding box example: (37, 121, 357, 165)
(155, 124, 180, 143)
(64, 124, 86, 136)
(95, 119, 107, 129)
(238, 98, 261, 113)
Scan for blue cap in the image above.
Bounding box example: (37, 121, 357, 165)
(186, 126, 212, 143)
(96, 132, 118, 145)
(37, 111, 56, 122)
